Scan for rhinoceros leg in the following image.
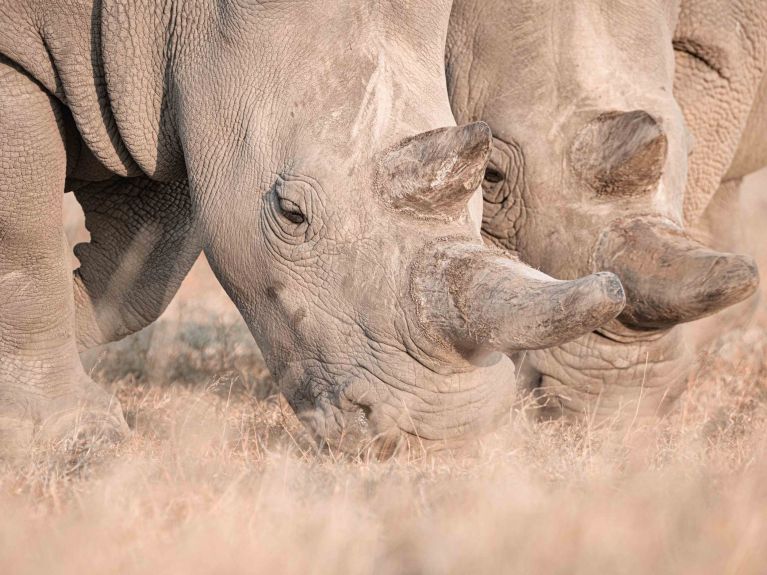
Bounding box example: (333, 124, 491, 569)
(0, 58, 127, 449)
(71, 176, 202, 350)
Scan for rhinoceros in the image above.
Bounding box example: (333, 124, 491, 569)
(0, 0, 626, 454)
(446, 0, 764, 419)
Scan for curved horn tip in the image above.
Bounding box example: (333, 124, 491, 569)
(558, 271, 627, 328)
(590, 271, 627, 309)
(713, 253, 760, 300)
(451, 121, 493, 166)
(463, 121, 492, 145)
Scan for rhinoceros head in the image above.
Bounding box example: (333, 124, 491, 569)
(207, 120, 626, 455)
(446, 0, 759, 418)
(448, 0, 758, 333)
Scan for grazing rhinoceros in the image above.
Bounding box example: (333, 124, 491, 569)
(446, 0, 764, 420)
(0, 0, 626, 454)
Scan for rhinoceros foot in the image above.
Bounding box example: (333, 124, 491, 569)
(0, 376, 128, 455)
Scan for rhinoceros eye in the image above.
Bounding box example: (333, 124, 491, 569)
(277, 197, 306, 225)
(484, 166, 505, 184)
(266, 176, 314, 245)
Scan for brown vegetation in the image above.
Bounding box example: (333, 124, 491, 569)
(2, 171, 766, 574)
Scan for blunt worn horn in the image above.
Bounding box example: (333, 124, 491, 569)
(411, 241, 626, 355)
(380, 122, 492, 217)
(570, 110, 668, 197)
(594, 217, 760, 330)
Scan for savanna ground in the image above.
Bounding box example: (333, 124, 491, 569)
(1, 172, 767, 575)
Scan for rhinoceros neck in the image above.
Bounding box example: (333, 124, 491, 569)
(0, 0, 184, 180)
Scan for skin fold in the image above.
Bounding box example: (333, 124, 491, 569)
(446, 0, 766, 420)
(0, 0, 627, 455)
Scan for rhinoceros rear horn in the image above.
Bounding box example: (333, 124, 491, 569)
(570, 110, 668, 197)
(595, 217, 760, 330)
(380, 122, 492, 217)
(411, 242, 626, 355)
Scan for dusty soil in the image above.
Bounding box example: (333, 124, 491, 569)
(1, 170, 766, 574)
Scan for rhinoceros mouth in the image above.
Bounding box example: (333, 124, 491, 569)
(593, 320, 671, 344)
(520, 328, 693, 421)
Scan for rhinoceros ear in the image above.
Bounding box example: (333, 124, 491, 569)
(380, 122, 492, 218)
(570, 110, 668, 197)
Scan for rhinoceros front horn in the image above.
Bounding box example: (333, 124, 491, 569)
(594, 217, 760, 330)
(412, 242, 626, 355)
(570, 110, 667, 197)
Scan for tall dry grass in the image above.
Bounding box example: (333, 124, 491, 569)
(1, 171, 766, 574)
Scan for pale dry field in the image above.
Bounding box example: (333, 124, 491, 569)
(1, 171, 766, 574)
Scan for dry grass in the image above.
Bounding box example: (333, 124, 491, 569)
(1, 173, 766, 574)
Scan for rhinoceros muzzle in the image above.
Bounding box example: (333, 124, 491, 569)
(593, 216, 760, 331)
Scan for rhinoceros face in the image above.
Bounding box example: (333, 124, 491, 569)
(170, 0, 627, 452)
(447, 0, 759, 419)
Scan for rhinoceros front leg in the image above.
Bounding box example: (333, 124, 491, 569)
(0, 58, 127, 447)
(71, 176, 203, 350)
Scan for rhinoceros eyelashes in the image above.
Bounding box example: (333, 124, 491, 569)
(379, 122, 493, 219)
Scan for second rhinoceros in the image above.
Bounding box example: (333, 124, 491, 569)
(446, 0, 764, 419)
(0, 0, 626, 455)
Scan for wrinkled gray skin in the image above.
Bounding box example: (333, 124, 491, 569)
(677, 1, 767, 247)
(0, 0, 626, 454)
(447, 0, 765, 420)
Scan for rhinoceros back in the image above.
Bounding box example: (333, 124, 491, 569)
(0, 0, 183, 180)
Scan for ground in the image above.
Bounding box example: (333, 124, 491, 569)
(1, 172, 766, 574)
